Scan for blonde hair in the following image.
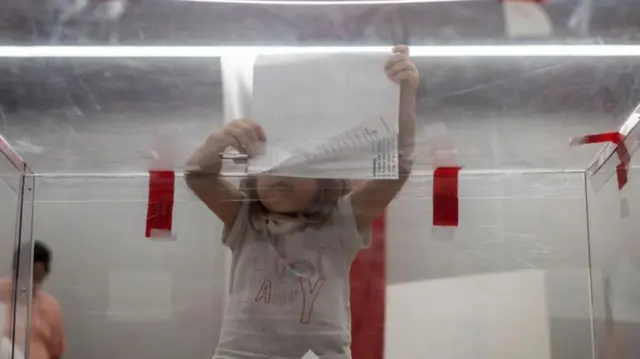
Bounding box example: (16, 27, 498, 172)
(239, 177, 351, 230)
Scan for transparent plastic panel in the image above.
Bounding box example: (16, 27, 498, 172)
(29, 170, 595, 359)
(0, 149, 19, 359)
(386, 171, 592, 359)
(1, 56, 640, 174)
(587, 153, 640, 359)
(32, 175, 227, 359)
(0, 159, 19, 278)
(2, 2, 640, 357)
(0, 137, 31, 359)
(11, 175, 34, 359)
(1, 0, 639, 46)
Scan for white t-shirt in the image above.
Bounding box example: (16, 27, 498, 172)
(214, 197, 370, 359)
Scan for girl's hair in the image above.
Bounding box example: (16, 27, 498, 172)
(239, 177, 351, 229)
(13, 240, 51, 272)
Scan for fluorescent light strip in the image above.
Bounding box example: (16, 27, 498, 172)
(182, 0, 465, 5)
(2, 45, 640, 58)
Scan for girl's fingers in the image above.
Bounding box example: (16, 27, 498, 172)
(384, 53, 406, 71)
(392, 70, 417, 83)
(392, 44, 409, 55)
(237, 120, 259, 145)
(226, 119, 267, 155)
(227, 127, 254, 154)
(249, 122, 267, 142)
(387, 61, 415, 81)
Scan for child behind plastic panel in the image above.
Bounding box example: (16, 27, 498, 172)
(186, 45, 419, 359)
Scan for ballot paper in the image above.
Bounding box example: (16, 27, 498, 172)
(249, 53, 400, 179)
(502, 1, 553, 39)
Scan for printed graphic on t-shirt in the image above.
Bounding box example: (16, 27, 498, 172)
(242, 243, 328, 324)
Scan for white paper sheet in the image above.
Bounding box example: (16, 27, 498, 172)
(108, 271, 173, 322)
(249, 53, 400, 179)
(503, 1, 553, 39)
(300, 350, 319, 359)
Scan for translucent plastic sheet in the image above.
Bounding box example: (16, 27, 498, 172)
(14, 169, 600, 359)
(1, 0, 640, 359)
(32, 176, 226, 359)
(587, 157, 640, 359)
(0, 138, 31, 359)
(0, 150, 20, 359)
(0, 0, 635, 45)
(2, 55, 640, 174)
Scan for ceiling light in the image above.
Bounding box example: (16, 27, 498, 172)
(1, 45, 640, 58)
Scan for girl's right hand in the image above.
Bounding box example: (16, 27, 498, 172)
(220, 119, 267, 156)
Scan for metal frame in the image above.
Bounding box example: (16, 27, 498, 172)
(11, 174, 35, 359)
(0, 134, 28, 175)
(0, 133, 35, 359)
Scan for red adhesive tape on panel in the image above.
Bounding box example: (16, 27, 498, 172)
(570, 132, 630, 190)
(433, 166, 462, 227)
(350, 213, 386, 359)
(146, 170, 175, 238)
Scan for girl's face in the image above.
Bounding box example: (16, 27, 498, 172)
(256, 176, 318, 214)
(33, 262, 48, 286)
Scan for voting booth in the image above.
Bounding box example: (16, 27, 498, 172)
(1, 0, 640, 359)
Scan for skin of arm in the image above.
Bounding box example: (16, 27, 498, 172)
(350, 45, 419, 234)
(186, 45, 418, 233)
(184, 131, 245, 227)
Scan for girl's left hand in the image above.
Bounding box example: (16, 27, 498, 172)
(385, 44, 420, 93)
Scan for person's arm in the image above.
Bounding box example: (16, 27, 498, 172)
(0, 279, 11, 304)
(49, 300, 66, 359)
(184, 119, 266, 227)
(350, 45, 419, 234)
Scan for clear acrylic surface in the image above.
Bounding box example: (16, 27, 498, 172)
(1, 0, 640, 359)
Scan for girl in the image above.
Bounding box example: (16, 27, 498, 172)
(185, 45, 419, 359)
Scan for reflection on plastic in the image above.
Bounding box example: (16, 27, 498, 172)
(108, 271, 173, 322)
(0, 134, 26, 171)
(608, 259, 640, 325)
(221, 55, 255, 121)
(620, 197, 629, 219)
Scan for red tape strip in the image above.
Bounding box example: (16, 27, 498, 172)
(350, 213, 386, 359)
(146, 170, 175, 238)
(575, 132, 629, 190)
(433, 166, 462, 227)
